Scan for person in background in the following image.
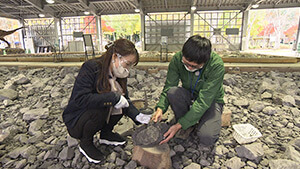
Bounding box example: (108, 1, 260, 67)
(152, 35, 225, 146)
(62, 39, 151, 163)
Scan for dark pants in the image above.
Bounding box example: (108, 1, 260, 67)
(167, 87, 223, 146)
(67, 108, 123, 141)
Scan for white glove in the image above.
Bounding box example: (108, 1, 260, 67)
(114, 95, 129, 109)
(136, 113, 152, 124)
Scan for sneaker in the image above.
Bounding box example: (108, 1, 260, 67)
(99, 131, 126, 146)
(79, 142, 104, 163)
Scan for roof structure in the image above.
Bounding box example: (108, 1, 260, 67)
(0, 0, 299, 19)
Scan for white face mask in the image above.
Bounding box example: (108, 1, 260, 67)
(184, 64, 198, 72)
(112, 55, 129, 78)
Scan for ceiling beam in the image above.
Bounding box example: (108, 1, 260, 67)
(23, 0, 55, 17)
(0, 9, 22, 19)
(10, 0, 20, 5)
(192, 0, 197, 6)
(0, 3, 37, 14)
(53, 0, 78, 14)
(77, 0, 98, 15)
(275, 0, 282, 5)
(126, 0, 137, 8)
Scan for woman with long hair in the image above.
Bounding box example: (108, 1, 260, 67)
(62, 38, 151, 163)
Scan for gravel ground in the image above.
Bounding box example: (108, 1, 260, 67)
(0, 66, 300, 169)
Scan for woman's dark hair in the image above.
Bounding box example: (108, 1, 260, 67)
(182, 35, 211, 64)
(96, 38, 139, 93)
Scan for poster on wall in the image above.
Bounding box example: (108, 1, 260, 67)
(0, 17, 22, 49)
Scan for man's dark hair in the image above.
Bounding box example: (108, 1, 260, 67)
(182, 35, 212, 64)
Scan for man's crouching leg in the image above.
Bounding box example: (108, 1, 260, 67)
(195, 102, 223, 146)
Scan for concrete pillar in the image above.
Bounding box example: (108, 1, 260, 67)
(59, 17, 64, 51)
(95, 15, 103, 51)
(19, 19, 26, 50)
(190, 10, 195, 36)
(241, 10, 250, 51)
(54, 18, 59, 50)
(140, 12, 145, 51)
(294, 15, 300, 52)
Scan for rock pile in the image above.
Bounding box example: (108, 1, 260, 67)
(0, 66, 300, 169)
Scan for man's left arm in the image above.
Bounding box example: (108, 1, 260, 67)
(178, 63, 225, 130)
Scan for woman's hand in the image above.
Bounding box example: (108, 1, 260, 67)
(159, 123, 182, 144)
(152, 108, 163, 122)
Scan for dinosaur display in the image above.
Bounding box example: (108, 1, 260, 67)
(0, 27, 23, 48)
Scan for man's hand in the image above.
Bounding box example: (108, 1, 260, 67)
(152, 108, 163, 122)
(159, 123, 182, 144)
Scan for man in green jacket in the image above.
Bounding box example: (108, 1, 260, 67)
(152, 35, 224, 146)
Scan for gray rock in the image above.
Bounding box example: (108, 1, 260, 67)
(132, 122, 169, 147)
(0, 129, 10, 143)
(8, 146, 26, 159)
(262, 106, 277, 115)
(23, 108, 49, 121)
(282, 95, 295, 107)
(124, 160, 137, 169)
(259, 78, 280, 93)
(136, 74, 144, 82)
(233, 98, 249, 107)
(15, 159, 27, 169)
(115, 157, 126, 166)
(61, 73, 75, 85)
(261, 91, 272, 99)
(0, 89, 18, 101)
(20, 145, 38, 158)
(170, 149, 176, 157)
(174, 145, 185, 153)
(272, 92, 285, 105)
(291, 108, 300, 117)
(12, 74, 30, 84)
(269, 159, 300, 169)
(3, 99, 14, 107)
(199, 158, 210, 166)
(285, 137, 300, 163)
(215, 145, 229, 156)
(225, 156, 245, 169)
(67, 135, 78, 147)
(60, 98, 69, 109)
(235, 143, 264, 162)
(249, 101, 265, 113)
(44, 149, 58, 160)
(183, 162, 201, 169)
(3, 81, 16, 90)
(224, 86, 233, 95)
(247, 161, 257, 168)
(294, 117, 300, 128)
(224, 74, 237, 86)
(107, 151, 117, 163)
(59, 146, 75, 160)
(28, 119, 46, 135)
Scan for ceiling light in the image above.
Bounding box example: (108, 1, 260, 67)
(252, 4, 259, 8)
(84, 11, 90, 15)
(135, 8, 140, 13)
(46, 0, 55, 4)
(191, 6, 197, 11)
(39, 14, 45, 17)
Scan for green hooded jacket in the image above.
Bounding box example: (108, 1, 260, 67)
(156, 51, 225, 130)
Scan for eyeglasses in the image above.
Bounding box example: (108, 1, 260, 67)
(181, 58, 203, 69)
(120, 57, 134, 68)
(115, 53, 134, 69)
